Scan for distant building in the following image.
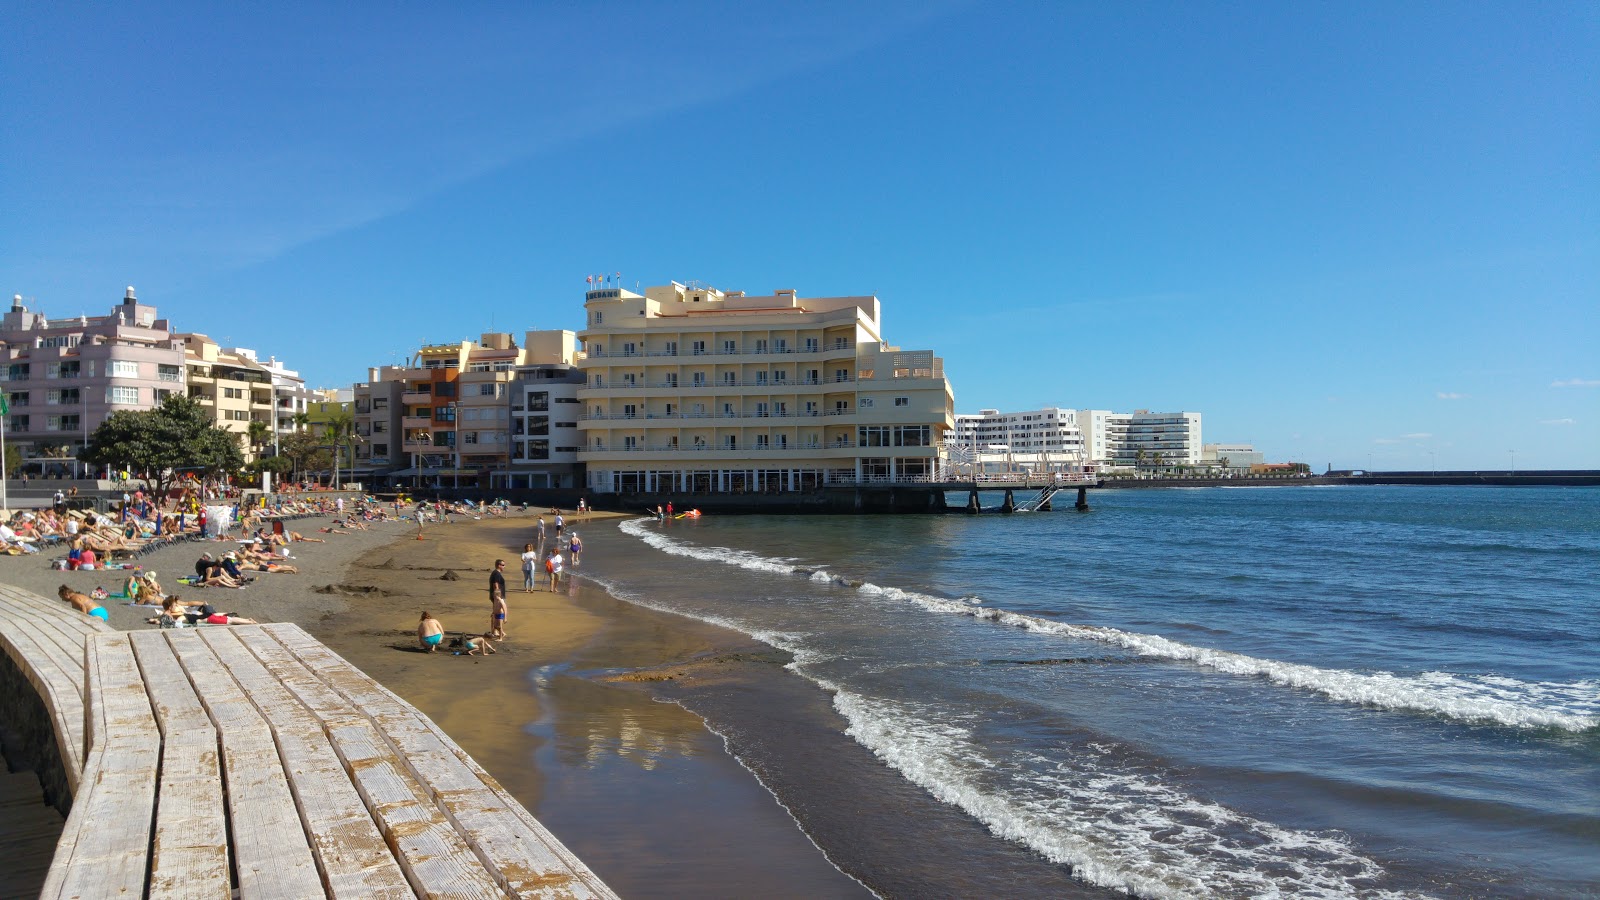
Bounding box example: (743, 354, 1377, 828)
(1202, 442, 1263, 471)
(577, 282, 954, 494)
(1081, 409, 1202, 469)
(352, 369, 404, 481)
(306, 388, 355, 474)
(0, 287, 186, 468)
(504, 330, 585, 490)
(951, 407, 1089, 474)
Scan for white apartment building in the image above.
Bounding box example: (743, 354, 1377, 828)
(1083, 409, 1203, 468)
(577, 282, 955, 494)
(951, 407, 1089, 474)
(505, 330, 585, 490)
(954, 407, 1204, 469)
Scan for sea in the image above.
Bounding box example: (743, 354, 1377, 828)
(580, 485, 1599, 898)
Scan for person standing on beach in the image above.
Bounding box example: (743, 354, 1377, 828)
(555, 513, 565, 538)
(535, 517, 546, 552)
(489, 560, 508, 639)
(418, 611, 444, 652)
(520, 542, 538, 592)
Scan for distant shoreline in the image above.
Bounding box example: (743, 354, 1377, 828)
(1094, 470, 1600, 489)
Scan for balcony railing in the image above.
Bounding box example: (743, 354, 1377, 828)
(586, 441, 860, 453)
(585, 342, 854, 360)
(583, 376, 854, 391)
(580, 409, 854, 422)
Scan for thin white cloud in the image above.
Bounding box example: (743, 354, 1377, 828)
(1436, 391, 1468, 400)
(1402, 432, 1433, 440)
(1373, 438, 1402, 445)
(1550, 378, 1600, 388)
(1540, 418, 1576, 426)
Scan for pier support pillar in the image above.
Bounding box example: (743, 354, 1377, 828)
(1039, 498, 1052, 511)
(1002, 490, 1017, 513)
(966, 490, 980, 514)
(1075, 487, 1090, 512)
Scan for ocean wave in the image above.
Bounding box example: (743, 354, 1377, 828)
(826, 689, 1417, 899)
(618, 519, 1599, 732)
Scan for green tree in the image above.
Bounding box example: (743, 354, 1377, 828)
(324, 409, 357, 487)
(278, 430, 331, 481)
(246, 420, 272, 456)
(80, 396, 245, 502)
(291, 411, 311, 432)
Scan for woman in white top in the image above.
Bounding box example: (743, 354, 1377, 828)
(519, 542, 539, 592)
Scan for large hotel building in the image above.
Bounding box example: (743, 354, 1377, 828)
(577, 283, 954, 494)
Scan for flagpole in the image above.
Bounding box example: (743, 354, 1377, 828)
(1, 401, 9, 519)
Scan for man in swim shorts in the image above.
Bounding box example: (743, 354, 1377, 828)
(489, 560, 507, 639)
(418, 610, 444, 651)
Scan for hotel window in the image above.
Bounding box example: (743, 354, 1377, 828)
(624, 373, 636, 386)
(724, 435, 737, 449)
(106, 386, 139, 405)
(373, 421, 388, 434)
(835, 400, 850, 413)
(775, 339, 787, 352)
(479, 384, 498, 396)
(623, 436, 637, 450)
(108, 360, 139, 378)
(530, 416, 549, 436)
(805, 401, 818, 415)
(756, 435, 769, 449)
(722, 372, 736, 385)
(692, 372, 706, 387)
(773, 370, 787, 384)
(692, 340, 706, 355)
(623, 404, 637, 418)
(668, 436, 678, 448)
(665, 403, 676, 416)
(805, 338, 819, 352)
(834, 369, 849, 383)
(755, 402, 769, 417)
(592, 374, 603, 386)
(895, 397, 910, 406)
(530, 440, 550, 459)
(776, 434, 788, 449)
(46, 414, 81, 431)
(755, 339, 768, 353)
(158, 364, 182, 383)
(805, 369, 819, 384)
(8, 416, 27, 432)
(6, 391, 26, 407)
(593, 312, 603, 325)
(48, 388, 81, 405)
(49, 361, 82, 379)
(775, 402, 787, 416)
(4, 364, 29, 381)
(859, 398, 874, 408)
(530, 393, 549, 411)
(623, 342, 637, 356)
(664, 373, 678, 387)
(722, 340, 736, 354)
(464, 431, 479, 445)
(664, 341, 678, 356)
(755, 371, 768, 385)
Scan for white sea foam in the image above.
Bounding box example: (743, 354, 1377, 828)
(826, 687, 1419, 899)
(617, 519, 1599, 732)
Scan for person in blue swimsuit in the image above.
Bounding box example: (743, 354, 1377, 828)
(418, 610, 445, 651)
(58, 585, 108, 622)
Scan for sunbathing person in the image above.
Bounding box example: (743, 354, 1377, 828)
(58, 585, 110, 622)
(287, 531, 325, 543)
(138, 572, 166, 603)
(194, 554, 245, 589)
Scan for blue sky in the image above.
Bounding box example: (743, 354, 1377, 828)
(3, 2, 1595, 469)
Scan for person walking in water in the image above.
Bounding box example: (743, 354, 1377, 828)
(568, 532, 582, 567)
(489, 559, 508, 639)
(418, 610, 444, 652)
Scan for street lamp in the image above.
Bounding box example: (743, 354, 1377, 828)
(1509, 449, 1516, 473)
(453, 400, 461, 490)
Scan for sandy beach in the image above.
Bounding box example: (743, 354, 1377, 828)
(1, 510, 867, 898)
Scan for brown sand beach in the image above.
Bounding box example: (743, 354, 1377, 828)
(0, 510, 869, 898)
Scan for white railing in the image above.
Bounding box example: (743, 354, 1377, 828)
(586, 343, 854, 360)
(587, 442, 859, 453)
(583, 376, 854, 390)
(580, 409, 854, 421)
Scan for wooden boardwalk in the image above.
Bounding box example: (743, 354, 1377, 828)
(0, 587, 617, 899)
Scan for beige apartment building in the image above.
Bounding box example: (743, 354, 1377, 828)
(179, 335, 308, 461)
(577, 282, 955, 494)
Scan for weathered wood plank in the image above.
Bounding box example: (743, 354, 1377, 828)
(128, 630, 231, 900)
(0, 613, 86, 789)
(266, 624, 619, 899)
(42, 633, 160, 900)
(165, 630, 326, 899)
(326, 717, 508, 898)
(195, 628, 414, 900)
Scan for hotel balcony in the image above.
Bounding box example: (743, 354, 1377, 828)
(401, 415, 432, 430)
(584, 341, 855, 361)
(400, 390, 433, 405)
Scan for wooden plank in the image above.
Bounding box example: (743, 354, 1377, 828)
(128, 630, 231, 900)
(43, 633, 160, 900)
(265, 625, 619, 899)
(164, 630, 326, 899)
(325, 717, 507, 899)
(194, 628, 413, 900)
(0, 613, 88, 790)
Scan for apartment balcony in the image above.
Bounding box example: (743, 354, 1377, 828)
(578, 375, 854, 396)
(579, 409, 853, 423)
(401, 415, 431, 429)
(400, 390, 433, 404)
(581, 441, 860, 460)
(585, 342, 854, 361)
(401, 439, 438, 453)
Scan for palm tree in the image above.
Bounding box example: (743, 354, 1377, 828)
(325, 410, 356, 488)
(291, 411, 311, 432)
(246, 420, 272, 457)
